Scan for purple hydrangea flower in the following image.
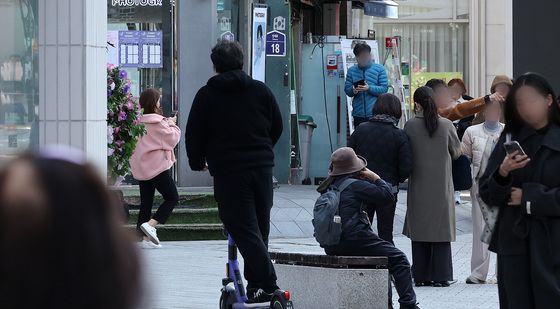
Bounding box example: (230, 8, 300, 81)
(107, 89, 112, 97)
(119, 70, 128, 80)
(114, 126, 121, 134)
(122, 84, 130, 94)
(118, 111, 127, 121)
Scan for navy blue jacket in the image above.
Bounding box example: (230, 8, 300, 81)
(332, 176, 394, 241)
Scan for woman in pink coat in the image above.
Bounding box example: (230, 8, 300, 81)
(130, 88, 181, 249)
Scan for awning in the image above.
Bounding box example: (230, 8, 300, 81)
(363, 0, 399, 19)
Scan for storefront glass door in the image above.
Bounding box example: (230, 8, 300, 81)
(0, 0, 39, 158)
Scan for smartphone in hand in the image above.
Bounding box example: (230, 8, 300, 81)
(504, 141, 527, 156)
(353, 79, 366, 87)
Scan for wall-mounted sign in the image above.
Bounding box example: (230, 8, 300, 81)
(217, 0, 225, 11)
(251, 6, 268, 82)
(221, 31, 235, 42)
(265, 30, 286, 57)
(118, 31, 163, 68)
(273, 16, 286, 31)
(111, 0, 162, 7)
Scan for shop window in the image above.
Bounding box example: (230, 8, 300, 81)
(107, 0, 175, 113)
(0, 0, 39, 156)
(217, 0, 240, 42)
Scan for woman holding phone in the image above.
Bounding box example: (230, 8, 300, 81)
(479, 73, 560, 308)
(130, 88, 181, 249)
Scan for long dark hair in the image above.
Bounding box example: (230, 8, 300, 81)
(0, 154, 141, 309)
(504, 72, 560, 134)
(414, 86, 439, 137)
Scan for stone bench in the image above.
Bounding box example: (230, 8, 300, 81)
(270, 252, 389, 309)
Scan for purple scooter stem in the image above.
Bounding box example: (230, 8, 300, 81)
(227, 235, 248, 303)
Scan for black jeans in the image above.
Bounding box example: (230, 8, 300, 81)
(136, 169, 179, 234)
(367, 193, 398, 245)
(325, 239, 417, 306)
(213, 167, 278, 293)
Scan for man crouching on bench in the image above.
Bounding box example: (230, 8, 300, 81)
(318, 147, 420, 309)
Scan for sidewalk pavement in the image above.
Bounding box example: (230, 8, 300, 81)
(138, 185, 499, 309)
(270, 185, 473, 238)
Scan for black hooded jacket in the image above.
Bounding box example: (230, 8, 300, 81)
(186, 70, 283, 176)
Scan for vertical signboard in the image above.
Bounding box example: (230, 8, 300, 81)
(251, 6, 267, 82)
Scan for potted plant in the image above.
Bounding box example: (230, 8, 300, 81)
(107, 64, 146, 185)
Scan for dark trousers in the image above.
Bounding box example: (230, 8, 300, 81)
(497, 251, 560, 309)
(411, 241, 453, 283)
(214, 168, 278, 292)
(325, 239, 417, 306)
(497, 254, 534, 309)
(136, 169, 179, 234)
(353, 117, 369, 128)
(367, 193, 398, 245)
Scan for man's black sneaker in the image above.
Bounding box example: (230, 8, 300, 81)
(245, 289, 273, 304)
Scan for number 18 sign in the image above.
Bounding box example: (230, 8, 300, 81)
(265, 30, 286, 57)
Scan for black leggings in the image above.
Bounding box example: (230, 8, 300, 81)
(136, 169, 179, 234)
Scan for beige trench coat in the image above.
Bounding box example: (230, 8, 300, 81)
(403, 113, 461, 242)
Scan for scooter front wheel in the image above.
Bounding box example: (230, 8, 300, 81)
(219, 291, 233, 309)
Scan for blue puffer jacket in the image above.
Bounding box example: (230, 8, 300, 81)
(344, 63, 389, 118)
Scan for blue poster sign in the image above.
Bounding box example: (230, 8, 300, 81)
(265, 30, 286, 57)
(118, 31, 163, 68)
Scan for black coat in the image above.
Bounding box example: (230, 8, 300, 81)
(327, 176, 394, 242)
(185, 70, 283, 176)
(348, 119, 412, 186)
(479, 123, 560, 302)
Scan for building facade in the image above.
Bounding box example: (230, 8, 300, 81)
(0, 0, 533, 186)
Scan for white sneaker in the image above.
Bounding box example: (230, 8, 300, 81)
(454, 191, 462, 205)
(139, 240, 162, 249)
(140, 223, 160, 245)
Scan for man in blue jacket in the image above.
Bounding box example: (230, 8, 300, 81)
(345, 42, 389, 128)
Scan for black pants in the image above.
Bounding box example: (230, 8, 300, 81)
(498, 252, 560, 309)
(411, 241, 453, 283)
(353, 116, 369, 128)
(214, 168, 278, 292)
(497, 254, 534, 309)
(367, 193, 398, 245)
(325, 239, 417, 306)
(136, 169, 179, 234)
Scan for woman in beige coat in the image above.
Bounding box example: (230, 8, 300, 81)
(461, 102, 504, 284)
(404, 86, 462, 287)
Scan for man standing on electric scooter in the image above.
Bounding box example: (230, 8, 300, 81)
(186, 40, 284, 304)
